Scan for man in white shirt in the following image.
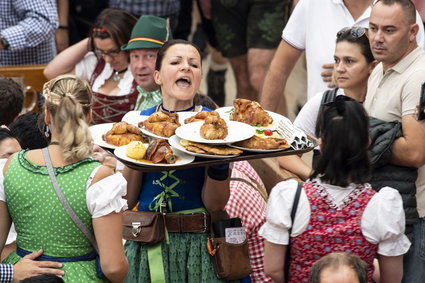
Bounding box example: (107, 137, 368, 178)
(260, 0, 425, 116)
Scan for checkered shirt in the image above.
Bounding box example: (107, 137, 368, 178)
(0, 0, 58, 65)
(0, 264, 13, 283)
(226, 161, 272, 283)
(109, 0, 180, 17)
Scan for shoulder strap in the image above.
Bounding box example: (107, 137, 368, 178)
(89, 58, 106, 87)
(42, 148, 99, 252)
(284, 182, 303, 279)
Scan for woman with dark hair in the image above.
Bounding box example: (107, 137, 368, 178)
(44, 9, 138, 124)
(259, 98, 410, 283)
(278, 26, 377, 180)
(123, 39, 232, 282)
(0, 75, 128, 282)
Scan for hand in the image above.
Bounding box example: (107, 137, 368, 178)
(13, 249, 64, 282)
(321, 63, 336, 88)
(92, 144, 117, 170)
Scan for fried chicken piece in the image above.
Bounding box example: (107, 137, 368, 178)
(105, 133, 145, 147)
(200, 111, 228, 140)
(230, 98, 273, 126)
(235, 135, 289, 150)
(102, 121, 147, 146)
(184, 111, 219, 123)
(181, 139, 242, 155)
(146, 139, 176, 164)
(140, 111, 181, 137)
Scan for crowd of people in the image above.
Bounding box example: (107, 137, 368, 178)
(1, 0, 425, 282)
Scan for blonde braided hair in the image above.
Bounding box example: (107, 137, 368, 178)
(43, 74, 93, 162)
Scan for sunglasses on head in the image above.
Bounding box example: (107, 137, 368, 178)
(337, 26, 368, 39)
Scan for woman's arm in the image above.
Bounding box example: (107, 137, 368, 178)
(122, 166, 143, 209)
(93, 212, 128, 283)
(202, 165, 230, 212)
(264, 240, 286, 283)
(277, 155, 312, 181)
(43, 38, 90, 79)
(377, 254, 403, 283)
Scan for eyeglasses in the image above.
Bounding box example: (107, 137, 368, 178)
(337, 26, 368, 39)
(94, 48, 122, 58)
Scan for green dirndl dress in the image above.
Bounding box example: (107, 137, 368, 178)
(2, 150, 108, 283)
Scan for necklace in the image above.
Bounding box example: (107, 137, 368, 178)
(160, 103, 195, 113)
(112, 68, 127, 82)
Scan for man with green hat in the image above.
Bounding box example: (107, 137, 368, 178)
(121, 15, 171, 111)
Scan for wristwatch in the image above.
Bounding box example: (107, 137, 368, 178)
(0, 34, 9, 49)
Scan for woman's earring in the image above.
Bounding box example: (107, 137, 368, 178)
(44, 125, 50, 138)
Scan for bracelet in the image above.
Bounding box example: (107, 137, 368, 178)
(58, 25, 69, 30)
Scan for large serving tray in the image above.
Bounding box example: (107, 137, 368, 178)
(113, 140, 315, 172)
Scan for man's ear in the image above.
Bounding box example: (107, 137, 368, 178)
(409, 23, 419, 42)
(153, 70, 162, 85)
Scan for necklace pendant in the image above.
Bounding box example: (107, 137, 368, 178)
(112, 72, 121, 82)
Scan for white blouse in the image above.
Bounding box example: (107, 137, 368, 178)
(0, 160, 128, 218)
(258, 178, 411, 256)
(75, 52, 134, 96)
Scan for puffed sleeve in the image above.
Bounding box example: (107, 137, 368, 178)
(361, 186, 411, 256)
(86, 172, 128, 218)
(258, 179, 310, 245)
(75, 52, 98, 81)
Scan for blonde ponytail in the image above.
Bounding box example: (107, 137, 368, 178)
(42, 74, 93, 162)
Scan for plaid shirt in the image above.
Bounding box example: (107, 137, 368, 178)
(226, 161, 272, 283)
(134, 86, 162, 111)
(0, 264, 13, 283)
(109, 0, 180, 17)
(0, 0, 58, 65)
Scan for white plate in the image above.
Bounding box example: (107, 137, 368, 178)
(168, 135, 241, 159)
(89, 123, 118, 149)
(114, 143, 194, 167)
(175, 121, 255, 144)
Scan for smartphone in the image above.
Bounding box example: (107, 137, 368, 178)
(418, 82, 425, 121)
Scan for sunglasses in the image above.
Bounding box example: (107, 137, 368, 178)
(337, 26, 368, 39)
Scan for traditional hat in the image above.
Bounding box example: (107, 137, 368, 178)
(121, 15, 170, 51)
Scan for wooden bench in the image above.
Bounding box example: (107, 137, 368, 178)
(0, 64, 47, 113)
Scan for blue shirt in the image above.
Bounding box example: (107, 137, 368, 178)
(0, 264, 13, 283)
(0, 0, 58, 65)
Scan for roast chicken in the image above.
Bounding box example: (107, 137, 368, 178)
(146, 138, 176, 164)
(200, 111, 228, 140)
(102, 121, 147, 146)
(230, 98, 273, 127)
(184, 110, 218, 123)
(140, 111, 181, 137)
